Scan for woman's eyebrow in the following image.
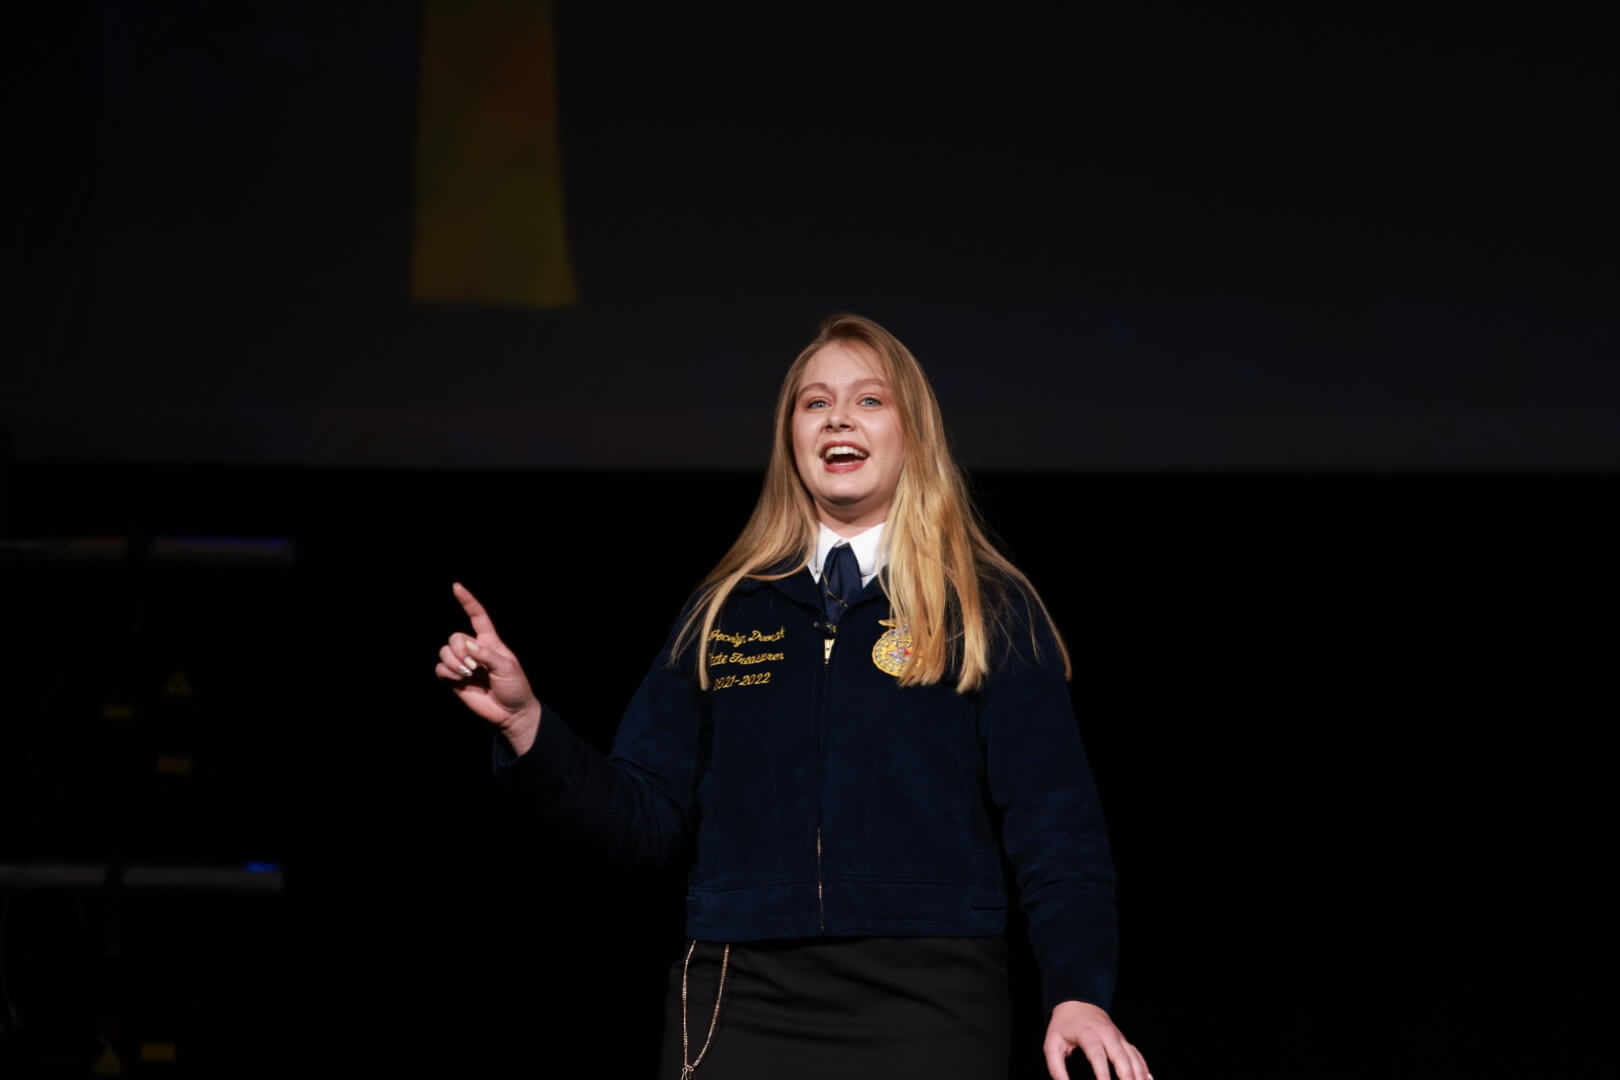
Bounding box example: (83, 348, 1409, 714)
(798, 378, 888, 396)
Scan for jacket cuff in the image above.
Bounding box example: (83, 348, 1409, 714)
(1042, 960, 1116, 1017)
(490, 705, 589, 794)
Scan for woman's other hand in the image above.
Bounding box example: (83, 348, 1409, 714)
(436, 582, 541, 755)
(1044, 1000, 1150, 1080)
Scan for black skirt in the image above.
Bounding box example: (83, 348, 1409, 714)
(658, 936, 1011, 1080)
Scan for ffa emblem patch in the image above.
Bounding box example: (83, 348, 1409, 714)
(871, 619, 913, 676)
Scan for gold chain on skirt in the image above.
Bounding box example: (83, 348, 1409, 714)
(680, 940, 730, 1078)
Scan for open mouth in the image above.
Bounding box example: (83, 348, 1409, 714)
(821, 443, 869, 468)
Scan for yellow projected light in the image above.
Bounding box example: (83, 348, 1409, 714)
(412, 0, 576, 308)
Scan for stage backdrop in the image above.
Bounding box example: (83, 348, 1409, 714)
(8, 3, 1616, 471)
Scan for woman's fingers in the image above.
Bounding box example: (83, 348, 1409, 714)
(439, 583, 540, 747)
(1078, 1041, 1111, 1080)
(1041, 1002, 1150, 1080)
(438, 644, 474, 679)
(1096, 1035, 1150, 1080)
(438, 633, 479, 674)
(451, 630, 483, 662)
(463, 637, 512, 676)
(1126, 1042, 1152, 1080)
(1043, 1041, 1070, 1080)
(438, 636, 518, 679)
(453, 581, 501, 641)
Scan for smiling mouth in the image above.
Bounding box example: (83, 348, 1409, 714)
(822, 444, 868, 464)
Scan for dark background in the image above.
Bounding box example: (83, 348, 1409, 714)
(3, 3, 1616, 1078)
(9, 2, 1618, 470)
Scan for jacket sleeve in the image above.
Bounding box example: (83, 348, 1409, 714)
(491, 621, 706, 870)
(979, 591, 1119, 1015)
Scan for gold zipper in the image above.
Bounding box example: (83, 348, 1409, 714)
(817, 621, 835, 929)
(816, 827, 825, 932)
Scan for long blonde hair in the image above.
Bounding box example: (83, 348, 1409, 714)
(674, 313, 1069, 692)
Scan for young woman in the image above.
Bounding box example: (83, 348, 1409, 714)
(437, 314, 1150, 1080)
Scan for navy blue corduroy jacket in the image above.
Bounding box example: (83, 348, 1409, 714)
(494, 567, 1118, 1013)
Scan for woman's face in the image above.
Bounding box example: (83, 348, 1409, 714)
(791, 341, 905, 536)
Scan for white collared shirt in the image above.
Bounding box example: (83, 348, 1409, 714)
(809, 522, 885, 588)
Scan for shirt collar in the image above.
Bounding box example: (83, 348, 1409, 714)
(810, 522, 885, 587)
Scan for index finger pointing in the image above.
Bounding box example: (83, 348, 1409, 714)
(452, 581, 501, 639)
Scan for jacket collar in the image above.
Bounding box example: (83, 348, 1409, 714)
(751, 557, 885, 614)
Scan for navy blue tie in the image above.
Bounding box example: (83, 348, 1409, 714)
(821, 542, 860, 626)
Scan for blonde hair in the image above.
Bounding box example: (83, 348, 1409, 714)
(674, 313, 1069, 692)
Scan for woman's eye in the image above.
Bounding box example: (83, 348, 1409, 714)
(858, 395, 883, 407)
(805, 399, 829, 409)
